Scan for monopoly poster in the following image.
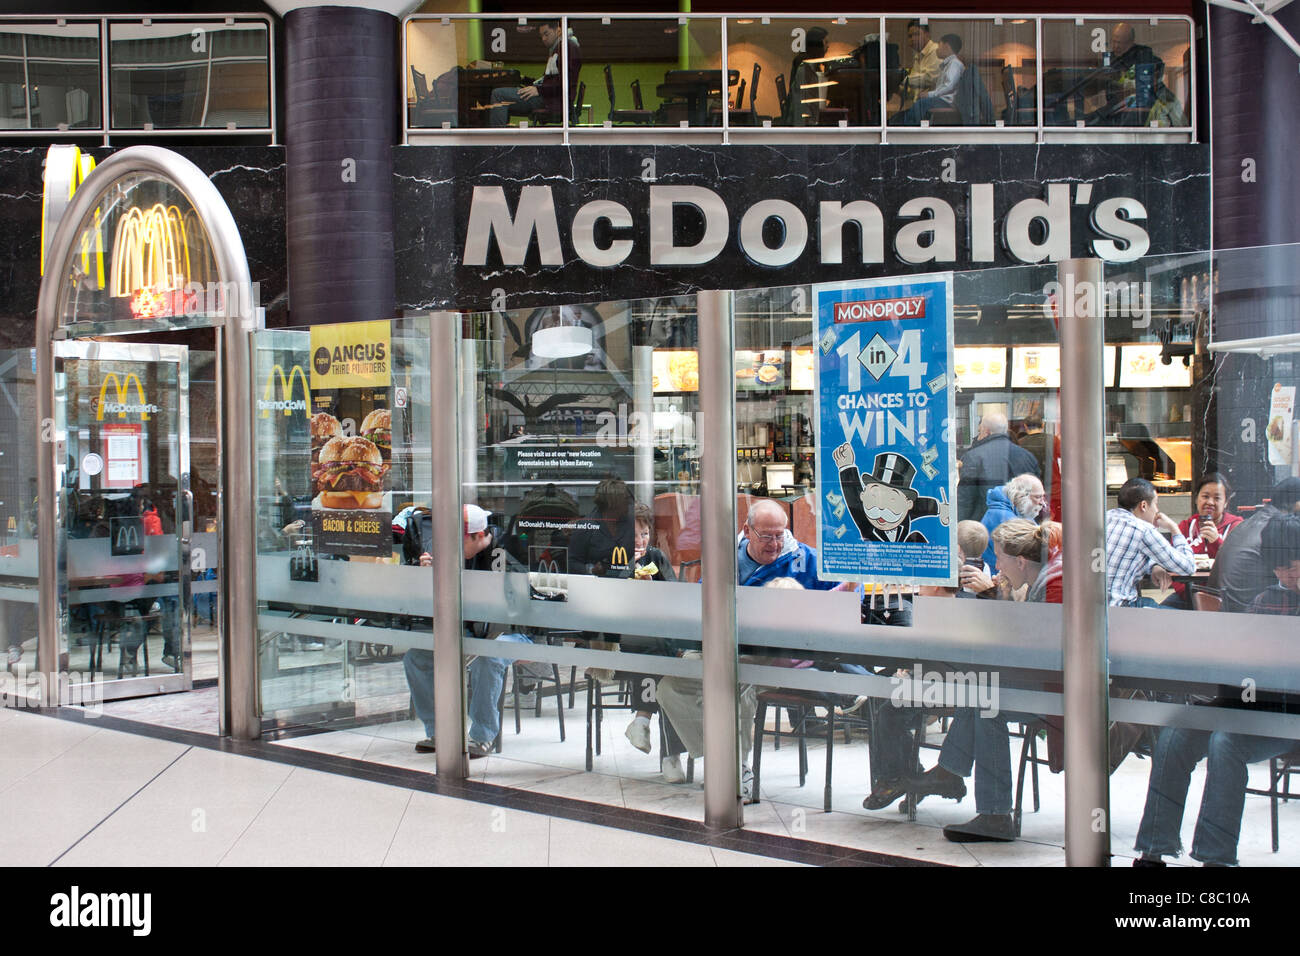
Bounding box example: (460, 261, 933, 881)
(308, 320, 393, 557)
(812, 274, 957, 585)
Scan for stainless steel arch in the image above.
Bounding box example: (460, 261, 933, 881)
(36, 145, 261, 739)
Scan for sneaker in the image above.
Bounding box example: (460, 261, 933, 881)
(585, 667, 618, 683)
(6, 645, 20, 666)
(624, 716, 652, 754)
(942, 813, 1016, 843)
(741, 764, 756, 804)
(162, 654, 180, 672)
(661, 755, 687, 784)
(467, 738, 493, 759)
(1132, 856, 1166, 867)
(835, 695, 869, 716)
(504, 691, 537, 710)
(862, 779, 907, 811)
(414, 738, 436, 753)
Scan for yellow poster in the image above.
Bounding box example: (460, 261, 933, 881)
(310, 320, 391, 390)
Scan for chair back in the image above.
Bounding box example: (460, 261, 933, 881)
(411, 66, 430, 103)
(1191, 590, 1222, 612)
(774, 73, 788, 114)
(750, 62, 761, 110)
(631, 78, 645, 110)
(603, 63, 617, 119)
(571, 79, 586, 123)
(734, 78, 746, 110)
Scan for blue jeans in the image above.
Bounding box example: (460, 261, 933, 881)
(402, 632, 533, 745)
(895, 94, 950, 126)
(489, 86, 544, 127)
(938, 708, 1039, 815)
(1134, 726, 1293, 865)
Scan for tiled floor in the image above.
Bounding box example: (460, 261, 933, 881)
(0, 708, 805, 867)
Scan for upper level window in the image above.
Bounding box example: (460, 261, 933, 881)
(0, 21, 101, 130)
(109, 19, 270, 131)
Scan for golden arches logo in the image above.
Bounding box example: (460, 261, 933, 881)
(610, 546, 629, 568)
(259, 364, 311, 418)
(110, 203, 193, 300)
(97, 373, 154, 421)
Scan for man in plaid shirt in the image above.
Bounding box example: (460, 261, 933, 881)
(1133, 514, 1300, 867)
(1106, 477, 1195, 607)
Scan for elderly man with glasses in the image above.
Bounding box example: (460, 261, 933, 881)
(655, 499, 851, 799)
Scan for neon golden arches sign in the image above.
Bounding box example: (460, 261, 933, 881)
(110, 203, 193, 300)
(41, 146, 102, 285)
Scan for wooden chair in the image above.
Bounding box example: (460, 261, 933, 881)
(604, 64, 654, 125)
(1191, 589, 1222, 612)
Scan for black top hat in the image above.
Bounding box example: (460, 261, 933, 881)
(864, 452, 918, 499)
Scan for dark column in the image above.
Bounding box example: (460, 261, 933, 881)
(285, 6, 398, 324)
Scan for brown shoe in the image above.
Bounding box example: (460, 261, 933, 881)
(903, 765, 967, 801)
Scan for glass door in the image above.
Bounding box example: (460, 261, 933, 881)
(54, 341, 192, 699)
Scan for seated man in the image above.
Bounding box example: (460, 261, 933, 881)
(890, 33, 963, 126)
(980, 473, 1048, 574)
(1105, 476, 1194, 607)
(402, 504, 532, 757)
(488, 19, 581, 127)
(1207, 477, 1300, 613)
(655, 499, 849, 801)
(1133, 514, 1300, 867)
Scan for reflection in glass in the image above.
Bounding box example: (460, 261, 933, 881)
(109, 20, 269, 130)
(0, 22, 101, 129)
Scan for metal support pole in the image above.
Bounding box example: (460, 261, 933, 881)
(1058, 258, 1110, 866)
(632, 344, 655, 505)
(459, 338, 479, 501)
(430, 311, 468, 778)
(698, 290, 740, 829)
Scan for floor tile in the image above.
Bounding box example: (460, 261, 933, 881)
(383, 791, 551, 866)
(547, 816, 715, 867)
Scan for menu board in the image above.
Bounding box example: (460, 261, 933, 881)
(735, 350, 786, 391)
(1118, 344, 1193, 388)
(651, 350, 698, 392)
(789, 348, 814, 391)
(953, 347, 1006, 388)
(1010, 346, 1117, 388)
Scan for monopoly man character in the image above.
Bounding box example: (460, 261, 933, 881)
(834, 442, 950, 544)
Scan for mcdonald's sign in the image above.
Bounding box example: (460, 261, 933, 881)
(110, 203, 199, 313)
(609, 546, 629, 570)
(41, 145, 100, 283)
(97, 372, 157, 421)
(110, 515, 145, 556)
(259, 364, 311, 417)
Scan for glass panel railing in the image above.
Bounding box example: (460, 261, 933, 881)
(0, 20, 101, 131)
(883, 16, 1036, 128)
(108, 19, 270, 131)
(1040, 17, 1192, 129)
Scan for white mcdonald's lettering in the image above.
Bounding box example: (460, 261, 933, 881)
(97, 373, 152, 421)
(259, 364, 311, 417)
(833, 296, 927, 323)
(111, 203, 193, 302)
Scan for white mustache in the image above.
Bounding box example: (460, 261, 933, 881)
(866, 506, 904, 523)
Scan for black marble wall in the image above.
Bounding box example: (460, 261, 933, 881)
(394, 143, 1210, 312)
(0, 145, 287, 350)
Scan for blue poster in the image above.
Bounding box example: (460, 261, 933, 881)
(812, 273, 957, 585)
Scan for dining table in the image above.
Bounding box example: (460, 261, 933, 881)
(655, 68, 739, 127)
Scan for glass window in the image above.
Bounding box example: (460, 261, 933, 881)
(109, 20, 270, 130)
(0, 21, 101, 130)
(884, 17, 1035, 128)
(1041, 18, 1192, 128)
(725, 17, 886, 128)
(406, 17, 581, 130)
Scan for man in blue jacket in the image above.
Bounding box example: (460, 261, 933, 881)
(657, 499, 847, 799)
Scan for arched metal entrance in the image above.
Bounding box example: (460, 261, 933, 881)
(36, 146, 260, 738)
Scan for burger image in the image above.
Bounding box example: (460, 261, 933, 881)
(313, 436, 388, 509)
(1268, 415, 1286, 442)
(758, 364, 780, 384)
(360, 408, 391, 458)
(310, 412, 342, 462)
